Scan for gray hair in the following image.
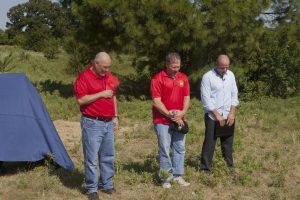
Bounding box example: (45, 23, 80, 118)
(166, 53, 181, 64)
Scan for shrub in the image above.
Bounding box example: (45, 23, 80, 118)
(42, 38, 60, 60)
(243, 40, 300, 98)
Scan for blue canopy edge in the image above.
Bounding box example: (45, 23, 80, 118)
(0, 73, 74, 170)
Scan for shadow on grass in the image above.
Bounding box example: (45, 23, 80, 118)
(33, 79, 74, 98)
(185, 156, 200, 171)
(50, 166, 85, 193)
(121, 156, 160, 185)
(0, 160, 46, 175)
(0, 160, 85, 193)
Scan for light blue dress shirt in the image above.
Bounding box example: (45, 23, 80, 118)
(200, 68, 239, 121)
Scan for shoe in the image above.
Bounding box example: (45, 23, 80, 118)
(162, 182, 171, 189)
(87, 192, 99, 200)
(173, 176, 190, 187)
(101, 188, 116, 194)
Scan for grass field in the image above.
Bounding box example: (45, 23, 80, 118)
(0, 46, 299, 200)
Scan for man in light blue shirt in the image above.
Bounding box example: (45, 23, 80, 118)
(199, 55, 239, 176)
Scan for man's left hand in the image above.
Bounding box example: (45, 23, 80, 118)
(171, 110, 185, 123)
(226, 112, 235, 126)
(113, 117, 119, 130)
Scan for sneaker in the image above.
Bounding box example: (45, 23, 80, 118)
(87, 192, 99, 200)
(100, 188, 116, 194)
(162, 182, 171, 189)
(173, 176, 190, 187)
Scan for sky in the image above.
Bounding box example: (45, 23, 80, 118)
(0, 0, 58, 30)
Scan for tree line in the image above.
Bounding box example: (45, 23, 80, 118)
(0, 0, 299, 99)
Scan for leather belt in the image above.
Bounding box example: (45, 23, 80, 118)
(82, 114, 113, 122)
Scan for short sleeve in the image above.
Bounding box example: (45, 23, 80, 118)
(183, 76, 190, 96)
(112, 76, 120, 96)
(74, 74, 88, 99)
(150, 77, 162, 98)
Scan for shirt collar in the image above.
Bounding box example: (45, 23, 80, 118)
(87, 64, 110, 80)
(213, 68, 227, 79)
(163, 69, 179, 79)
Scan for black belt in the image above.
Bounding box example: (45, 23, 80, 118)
(82, 114, 113, 122)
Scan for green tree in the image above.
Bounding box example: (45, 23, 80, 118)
(70, 0, 299, 98)
(241, 1, 300, 98)
(192, 0, 270, 66)
(71, 0, 205, 73)
(71, 0, 273, 73)
(6, 0, 72, 52)
(242, 37, 300, 98)
(0, 29, 9, 45)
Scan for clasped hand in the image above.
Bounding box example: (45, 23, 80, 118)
(169, 110, 185, 126)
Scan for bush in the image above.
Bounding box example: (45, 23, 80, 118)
(42, 38, 60, 60)
(0, 30, 9, 45)
(241, 40, 300, 99)
(12, 34, 27, 47)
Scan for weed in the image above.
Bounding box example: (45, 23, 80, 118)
(158, 169, 172, 182)
(0, 52, 15, 72)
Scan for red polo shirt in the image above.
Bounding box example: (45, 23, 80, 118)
(74, 65, 119, 118)
(150, 70, 190, 124)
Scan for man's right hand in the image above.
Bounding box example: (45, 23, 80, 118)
(216, 114, 226, 127)
(101, 90, 113, 98)
(169, 110, 186, 125)
(211, 109, 225, 127)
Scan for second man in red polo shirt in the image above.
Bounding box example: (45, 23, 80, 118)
(150, 53, 191, 189)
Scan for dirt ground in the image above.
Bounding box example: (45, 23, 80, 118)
(53, 120, 81, 150)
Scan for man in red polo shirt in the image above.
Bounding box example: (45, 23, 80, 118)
(74, 52, 119, 200)
(150, 53, 190, 189)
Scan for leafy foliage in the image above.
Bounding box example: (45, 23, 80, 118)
(6, 0, 72, 54)
(243, 39, 300, 98)
(0, 29, 9, 45)
(3, 0, 300, 98)
(71, 0, 205, 73)
(70, 0, 273, 73)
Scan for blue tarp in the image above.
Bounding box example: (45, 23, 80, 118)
(0, 73, 74, 170)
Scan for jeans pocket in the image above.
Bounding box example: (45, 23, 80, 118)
(82, 117, 96, 129)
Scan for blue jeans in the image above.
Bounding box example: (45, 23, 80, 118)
(81, 116, 115, 194)
(154, 123, 186, 180)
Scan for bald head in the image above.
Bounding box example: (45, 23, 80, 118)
(216, 55, 230, 75)
(217, 55, 230, 66)
(93, 52, 112, 76)
(95, 52, 111, 64)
